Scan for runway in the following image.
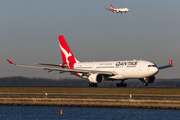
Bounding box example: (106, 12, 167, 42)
(0, 93, 180, 109)
(0, 87, 180, 109)
(0, 93, 180, 100)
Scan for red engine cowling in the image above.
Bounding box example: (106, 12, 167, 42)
(88, 74, 104, 83)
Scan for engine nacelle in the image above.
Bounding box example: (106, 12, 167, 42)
(88, 74, 104, 83)
(148, 76, 156, 83)
(139, 76, 156, 84)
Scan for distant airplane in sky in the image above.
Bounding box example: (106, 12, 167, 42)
(7, 35, 173, 87)
(105, 4, 129, 14)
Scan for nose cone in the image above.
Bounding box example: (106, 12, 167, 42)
(153, 67, 159, 75)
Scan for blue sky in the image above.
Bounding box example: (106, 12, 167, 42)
(0, 0, 180, 79)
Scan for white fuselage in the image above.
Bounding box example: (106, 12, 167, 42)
(74, 60, 159, 80)
(113, 8, 129, 13)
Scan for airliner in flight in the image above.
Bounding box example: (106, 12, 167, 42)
(105, 4, 129, 14)
(7, 35, 173, 87)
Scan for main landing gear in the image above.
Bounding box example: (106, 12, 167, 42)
(116, 80, 127, 87)
(87, 83, 98, 87)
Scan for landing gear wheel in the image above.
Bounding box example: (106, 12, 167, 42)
(94, 83, 98, 87)
(87, 83, 98, 87)
(87, 83, 91, 87)
(116, 83, 120, 87)
(116, 80, 127, 87)
(120, 83, 124, 87)
(91, 83, 94, 87)
(123, 83, 127, 87)
(144, 83, 148, 86)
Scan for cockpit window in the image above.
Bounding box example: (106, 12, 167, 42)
(148, 65, 157, 67)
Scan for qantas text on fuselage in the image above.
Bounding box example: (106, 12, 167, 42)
(7, 35, 173, 87)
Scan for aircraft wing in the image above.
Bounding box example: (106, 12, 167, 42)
(158, 60, 173, 70)
(6, 59, 116, 75)
(105, 7, 112, 11)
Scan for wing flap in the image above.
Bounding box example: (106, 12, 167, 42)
(35, 63, 66, 68)
(44, 67, 115, 75)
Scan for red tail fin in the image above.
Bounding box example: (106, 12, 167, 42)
(110, 4, 114, 10)
(58, 35, 79, 64)
(6, 59, 14, 64)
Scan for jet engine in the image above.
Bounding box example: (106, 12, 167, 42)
(147, 76, 156, 83)
(139, 76, 156, 86)
(88, 74, 104, 83)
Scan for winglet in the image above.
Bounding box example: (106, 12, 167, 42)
(169, 60, 172, 65)
(6, 59, 14, 65)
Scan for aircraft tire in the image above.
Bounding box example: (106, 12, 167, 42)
(94, 83, 98, 87)
(87, 83, 91, 87)
(91, 83, 94, 87)
(116, 83, 120, 87)
(123, 83, 127, 87)
(144, 83, 148, 86)
(120, 83, 124, 87)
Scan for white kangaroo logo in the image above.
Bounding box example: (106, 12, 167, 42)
(59, 43, 72, 63)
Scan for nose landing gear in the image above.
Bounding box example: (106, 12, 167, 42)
(144, 83, 148, 86)
(144, 78, 149, 86)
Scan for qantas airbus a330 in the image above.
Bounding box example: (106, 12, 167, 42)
(105, 4, 129, 14)
(7, 35, 173, 87)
